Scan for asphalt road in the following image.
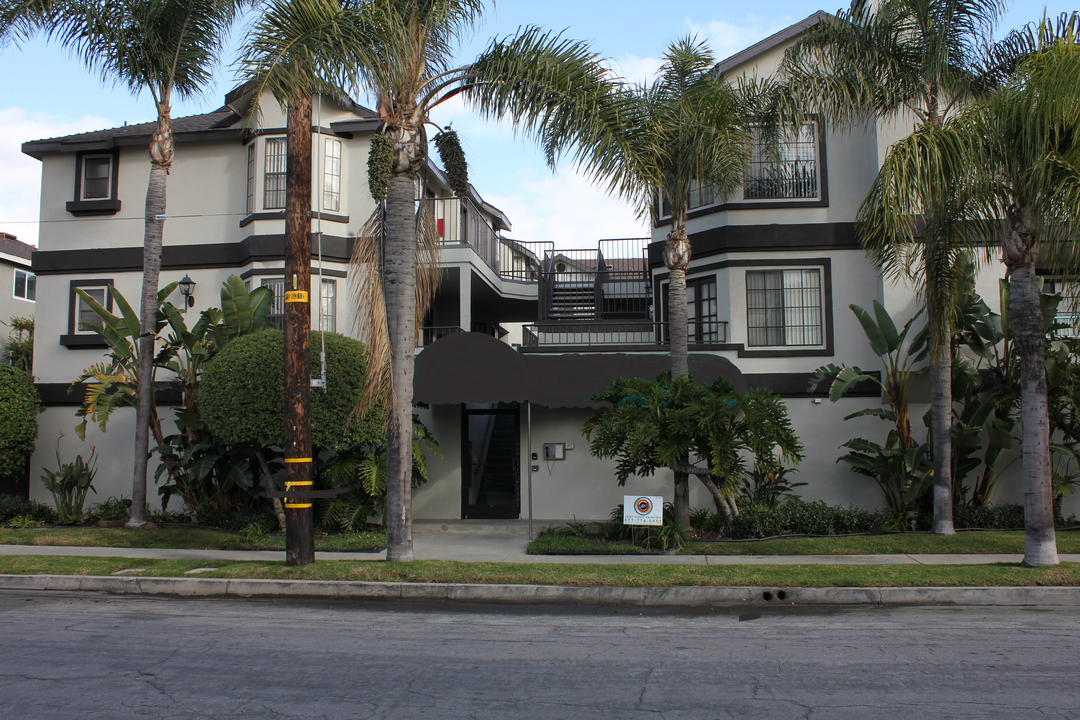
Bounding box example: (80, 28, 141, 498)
(3, 590, 1079, 719)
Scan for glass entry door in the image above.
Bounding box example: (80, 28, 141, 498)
(461, 404, 520, 519)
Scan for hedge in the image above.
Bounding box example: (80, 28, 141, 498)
(200, 330, 383, 450)
(0, 365, 40, 477)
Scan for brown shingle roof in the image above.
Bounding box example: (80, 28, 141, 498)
(0, 233, 34, 262)
(21, 107, 241, 158)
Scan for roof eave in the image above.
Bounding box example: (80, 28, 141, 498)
(712, 11, 831, 76)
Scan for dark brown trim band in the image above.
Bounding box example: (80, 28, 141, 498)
(648, 223, 858, 266)
(33, 234, 354, 275)
(37, 382, 182, 407)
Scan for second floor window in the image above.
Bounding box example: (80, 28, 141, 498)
(76, 285, 109, 332)
(323, 138, 341, 212)
(81, 155, 113, 199)
(744, 123, 818, 200)
(246, 143, 256, 214)
(14, 269, 35, 301)
(747, 268, 823, 347)
(264, 138, 287, 210)
(261, 276, 335, 332)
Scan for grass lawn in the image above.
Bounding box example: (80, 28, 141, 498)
(528, 530, 1080, 556)
(1, 554, 1079, 587)
(0, 526, 385, 552)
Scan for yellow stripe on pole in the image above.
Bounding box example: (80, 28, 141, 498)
(283, 458, 312, 463)
(284, 503, 312, 509)
(284, 290, 308, 303)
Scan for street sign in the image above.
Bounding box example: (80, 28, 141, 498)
(623, 495, 663, 526)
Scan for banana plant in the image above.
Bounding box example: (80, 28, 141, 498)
(809, 301, 927, 450)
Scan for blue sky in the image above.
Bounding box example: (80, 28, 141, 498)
(0, 0, 1073, 246)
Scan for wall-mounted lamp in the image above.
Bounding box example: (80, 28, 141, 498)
(178, 275, 196, 309)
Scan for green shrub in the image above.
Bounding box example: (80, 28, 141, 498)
(949, 503, 1025, 530)
(725, 500, 884, 539)
(0, 365, 40, 477)
(0, 493, 57, 525)
(198, 507, 277, 534)
(200, 330, 383, 450)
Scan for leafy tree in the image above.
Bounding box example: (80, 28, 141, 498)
(200, 329, 384, 450)
(0, 0, 250, 527)
(0, 364, 40, 477)
(869, 20, 1080, 565)
(241, 0, 632, 561)
(782, 0, 1013, 535)
(583, 374, 803, 524)
(74, 277, 273, 518)
(1, 315, 33, 373)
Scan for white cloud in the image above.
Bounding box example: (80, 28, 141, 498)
(685, 15, 797, 63)
(608, 54, 664, 86)
(485, 167, 648, 249)
(0, 108, 114, 246)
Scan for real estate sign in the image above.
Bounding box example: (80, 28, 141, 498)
(623, 495, 663, 526)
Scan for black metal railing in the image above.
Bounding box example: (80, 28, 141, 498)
(743, 160, 817, 199)
(419, 326, 465, 347)
(499, 239, 552, 282)
(540, 238, 652, 321)
(423, 197, 501, 273)
(520, 320, 728, 348)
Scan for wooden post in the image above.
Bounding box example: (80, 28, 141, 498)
(284, 97, 314, 566)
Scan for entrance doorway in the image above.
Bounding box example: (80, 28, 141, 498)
(461, 404, 520, 519)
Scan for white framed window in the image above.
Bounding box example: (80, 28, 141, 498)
(319, 278, 336, 332)
(13, 269, 35, 301)
(264, 138, 287, 210)
(744, 123, 819, 200)
(261, 277, 285, 330)
(323, 138, 341, 212)
(1044, 277, 1079, 337)
(81, 154, 113, 200)
(246, 143, 256, 215)
(747, 268, 823, 347)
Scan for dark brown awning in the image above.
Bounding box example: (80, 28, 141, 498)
(414, 332, 748, 409)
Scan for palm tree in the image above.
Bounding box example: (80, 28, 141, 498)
(0, 0, 248, 528)
(926, 23, 1079, 566)
(242, 0, 631, 561)
(781, 0, 1007, 535)
(563, 37, 757, 530)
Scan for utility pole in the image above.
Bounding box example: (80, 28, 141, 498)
(283, 97, 315, 566)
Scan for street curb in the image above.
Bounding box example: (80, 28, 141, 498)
(2, 574, 1079, 606)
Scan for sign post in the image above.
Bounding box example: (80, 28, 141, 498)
(623, 495, 663, 547)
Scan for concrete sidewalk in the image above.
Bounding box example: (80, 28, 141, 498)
(4, 529, 1080, 607)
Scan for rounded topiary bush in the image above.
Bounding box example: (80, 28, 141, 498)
(200, 330, 383, 450)
(0, 365, 40, 477)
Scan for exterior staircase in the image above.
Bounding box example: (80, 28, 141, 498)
(548, 284, 596, 319)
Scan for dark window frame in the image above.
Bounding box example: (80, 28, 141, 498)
(66, 149, 122, 216)
(746, 267, 825, 348)
(61, 279, 114, 348)
(263, 137, 287, 210)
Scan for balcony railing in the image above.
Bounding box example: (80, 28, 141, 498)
(521, 320, 728, 348)
(418, 326, 465, 347)
(499, 239, 552, 282)
(540, 238, 652, 321)
(424, 197, 502, 274)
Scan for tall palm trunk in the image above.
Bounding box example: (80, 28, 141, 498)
(384, 169, 418, 562)
(929, 314, 955, 535)
(665, 219, 691, 531)
(128, 100, 173, 528)
(1004, 204, 1058, 567)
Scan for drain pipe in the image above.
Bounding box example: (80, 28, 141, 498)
(527, 400, 534, 540)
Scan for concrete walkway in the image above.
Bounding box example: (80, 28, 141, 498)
(3, 531, 1079, 565)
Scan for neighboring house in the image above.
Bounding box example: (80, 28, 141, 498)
(0, 232, 36, 338)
